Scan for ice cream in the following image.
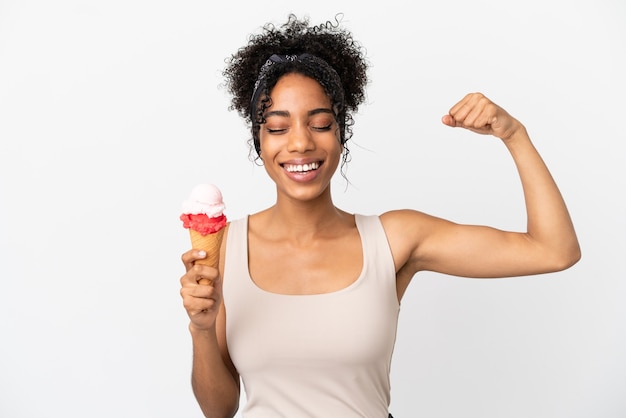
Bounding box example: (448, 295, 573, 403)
(180, 183, 227, 284)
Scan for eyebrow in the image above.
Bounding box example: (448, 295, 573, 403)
(264, 108, 334, 118)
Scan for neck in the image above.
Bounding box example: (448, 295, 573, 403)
(262, 190, 349, 241)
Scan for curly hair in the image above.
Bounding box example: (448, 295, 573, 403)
(222, 14, 369, 164)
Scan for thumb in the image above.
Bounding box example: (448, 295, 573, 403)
(441, 114, 458, 127)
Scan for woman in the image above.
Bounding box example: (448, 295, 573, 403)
(179, 15, 580, 418)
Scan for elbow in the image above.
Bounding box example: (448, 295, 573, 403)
(550, 242, 582, 272)
(558, 252, 581, 272)
(571, 244, 582, 266)
(565, 238, 582, 269)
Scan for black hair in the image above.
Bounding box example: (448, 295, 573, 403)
(222, 14, 369, 164)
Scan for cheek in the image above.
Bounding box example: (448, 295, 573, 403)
(258, 135, 286, 167)
(326, 139, 344, 170)
(258, 132, 275, 154)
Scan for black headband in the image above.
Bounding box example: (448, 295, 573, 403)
(249, 54, 314, 114)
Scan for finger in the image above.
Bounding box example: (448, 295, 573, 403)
(191, 264, 219, 285)
(181, 249, 208, 271)
(180, 283, 220, 307)
(452, 93, 486, 124)
(441, 114, 458, 127)
(182, 293, 219, 316)
(180, 267, 218, 291)
(455, 96, 499, 131)
(196, 272, 219, 287)
(188, 282, 219, 299)
(463, 100, 493, 129)
(448, 92, 475, 116)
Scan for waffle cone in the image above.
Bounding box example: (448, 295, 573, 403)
(189, 228, 225, 285)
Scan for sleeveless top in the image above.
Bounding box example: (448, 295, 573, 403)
(223, 214, 400, 417)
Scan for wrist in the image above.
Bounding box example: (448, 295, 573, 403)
(501, 122, 529, 144)
(188, 322, 217, 338)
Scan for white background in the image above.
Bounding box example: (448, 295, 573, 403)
(1, 1, 625, 417)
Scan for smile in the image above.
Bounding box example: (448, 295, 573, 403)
(283, 162, 321, 173)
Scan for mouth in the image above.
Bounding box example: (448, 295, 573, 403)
(282, 161, 321, 174)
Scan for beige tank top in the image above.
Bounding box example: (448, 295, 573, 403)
(223, 214, 400, 417)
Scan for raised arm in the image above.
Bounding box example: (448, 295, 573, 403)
(382, 93, 581, 289)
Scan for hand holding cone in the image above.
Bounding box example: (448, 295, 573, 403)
(180, 183, 227, 285)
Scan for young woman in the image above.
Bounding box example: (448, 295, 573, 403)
(179, 15, 580, 418)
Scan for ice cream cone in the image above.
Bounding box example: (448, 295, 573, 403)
(181, 183, 227, 285)
(189, 228, 225, 285)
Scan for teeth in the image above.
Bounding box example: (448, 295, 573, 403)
(285, 162, 320, 173)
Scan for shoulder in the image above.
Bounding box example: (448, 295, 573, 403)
(380, 209, 458, 247)
(379, 209, 455, 269)
(379, 209, 439, 234)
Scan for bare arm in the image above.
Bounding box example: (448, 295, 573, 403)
(383, 93, 581, 286)
(180, 246, 240, 418)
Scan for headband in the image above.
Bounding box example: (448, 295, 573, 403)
(249, 53, 315, 115)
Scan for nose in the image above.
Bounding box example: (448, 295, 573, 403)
(287, 124, 315, 153)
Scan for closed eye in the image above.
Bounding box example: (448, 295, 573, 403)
(266, 128, 287, 134)
(312, 124, 332, 132)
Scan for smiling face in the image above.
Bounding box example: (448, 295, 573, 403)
(259, 72, 342, 203)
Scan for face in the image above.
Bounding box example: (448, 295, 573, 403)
(259, 72, 342, 203)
